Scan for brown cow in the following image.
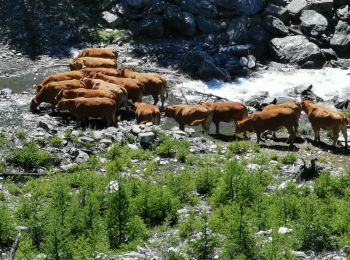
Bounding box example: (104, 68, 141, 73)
(164, 104, 213, 135)
(56, 97, 117, 126)
(263, 101, 301, 137)
(81, 68, 121, 78)
(92, 73, 143, 103)
(134, 102, 160, 125)
(74, 48, 117, 60)
(38, 71, 84, 89)
(36, 79, 84, 94)
(55, 88, 116, 103)
(301, 99, 348, 147)
(235, 108, 297, 145)
(82, 78, 128, 111)
(70, 57, 117, 70)
(120, 68, 168, 109)
(30, 80, 85, 111)
(201, 101, 248, 134)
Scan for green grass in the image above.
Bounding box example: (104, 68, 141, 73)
(279, 152, 297, 165)
(48, 136, 62, 148)
(16, 128, 26, 140)
(7, 142, 60, 170)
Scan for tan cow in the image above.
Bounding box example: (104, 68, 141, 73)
(201, 101, 248, 134)
(36, 79, 84, 94)
(120, 68, 168, 109)
(55, 88, 116, 103)
(30, 80, 85, 111)
(56, 97, 117, 126)
(81, 67, 121, 78)
(38, 71, 84, 90)
(134, 102, 160, 125)
(235, 108, 297, 145)
(301, 99, 348, 147)
(82, 78, 128, 111)
(263, 101, 302, 137)
(74, 48, 117, 60)
(70, 57, 117, 70)
(164, 104, 213, 135)
(92, 73, 143, 103)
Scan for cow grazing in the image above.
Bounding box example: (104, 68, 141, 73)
(134, 102, 160, 125)
(30, 80, 85, 111)
(235, 108, 298, 145)
(82, 78, 128, 111)
(70, 57, 117, 70)
(56, 97, 117, 126)
(164, 104, 213, 135)
(120, 68, 168, 109)
(81, 67, 121, 78)
(74, 48, 117, 60)
(38, 71, 84, 90)
(301, 99, 348, 147)
(92, 73, 143, 103)
(201, 101, 248, 134)
(262, 101, 302, 137)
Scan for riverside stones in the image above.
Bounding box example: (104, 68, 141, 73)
(196, 16, 222, 33)
(164, 5, 196, 36)
(330, 20, 350, 52)
(262, 15, 289, 36)
(270, 35, 325, 67)
(300, 10, 328, 37)
(180, 0, 218, 18)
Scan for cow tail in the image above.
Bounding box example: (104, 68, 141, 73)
(153, 111, 160, 125)
(162, 78, 169, 99)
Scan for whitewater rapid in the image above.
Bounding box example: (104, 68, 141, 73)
(174, 68, 350, 103)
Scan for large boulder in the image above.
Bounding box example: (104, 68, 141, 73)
(270, 35, 326, 67)
(262, 15, 289, 36)
(285, 0, 308, 16)
(300, 10, 328, 37)
(164, 5, 196, 36)
(336, 5, 350, 20)
(330, 20, 350, 52)
(181, 51, 230, 81)
(129, 15, 164, 37)
(236, 0, 264, 16)
(196, 16, 222, 33)
(226, 16, 249, 43)
(248, 25, 273, 54)
(308, 0, 333, 13)
(102, 11, 124, 27)
(127, 0, 149, 9)
(180, 0, 218, 18)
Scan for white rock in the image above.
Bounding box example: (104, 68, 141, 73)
(278, 226, 292, 234)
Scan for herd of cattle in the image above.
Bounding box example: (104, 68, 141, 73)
(30, 48, 350, 148)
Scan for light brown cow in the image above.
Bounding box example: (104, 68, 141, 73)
(164, 104, 213, 135)
(30, 80, 85, 111)
(36, 79, 84, 94)
(55, 88, 116, 103)
(201, 101, 248, 134)
(38, 71, 84, 90)
(92, 73, 143, 103)
(56, 97, 117, 126)
(70, 57, 117, 70)
(263, 101, 302, 137)
(82, 78, 128, 111)
(81, 68, 121, 78)
(134, 102, 160, 125)
(74, 48, 117, 60)
(235, 108, 297, 145)
(120, 68, 168, 109)
(301, 99, 348, 147)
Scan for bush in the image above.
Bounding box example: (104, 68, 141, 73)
(279, 152, 297, 165)
(16, 128, 26, 140)
(64, 129, 78, 144)
(0, 202, 15, 245)
(156, 135, 177, 158)
(195, 165, 221, 196)
(7, 142, 60, 170)
(48, 136, 62, 148)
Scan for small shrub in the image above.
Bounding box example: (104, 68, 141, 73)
(0, 202, 15, 245)
(279, 153, 297, 165)
(178, 211, 201, 238)
(64, 129, 78, 144)
(227, 141, 250, 155)
(195, 165, 220, 196)
(0, 133, 8, 147)
(7, 142, 60, 170)
(175, 140, 190, 163)
(48, 136, 62, 148)
(16, 128, 26, 140)
(156, 135, 177, 158)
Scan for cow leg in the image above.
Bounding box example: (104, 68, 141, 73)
(341, 126, 348, 149)
(272, 132, 277, 139)
(256, 132, 263, 143)
(312, 125, 319, 142)
(332, 128, 340, 147)
(286, 126, 295, 145)
(215, 122, 220, 135)
(179, 125, 185, 131)
(160, 93, 165, 111)
(153, 95, 159, 106)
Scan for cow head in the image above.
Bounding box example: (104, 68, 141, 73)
(300, 98, 313, 112)
(235, 116, 253, 134)
(30, 98, 39, 112)
(56, 99, 68, 110)
(164, 105, 177, 118)
(82, 78, 94, 89)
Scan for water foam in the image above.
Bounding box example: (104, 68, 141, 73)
(175, 68, 350, 103)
